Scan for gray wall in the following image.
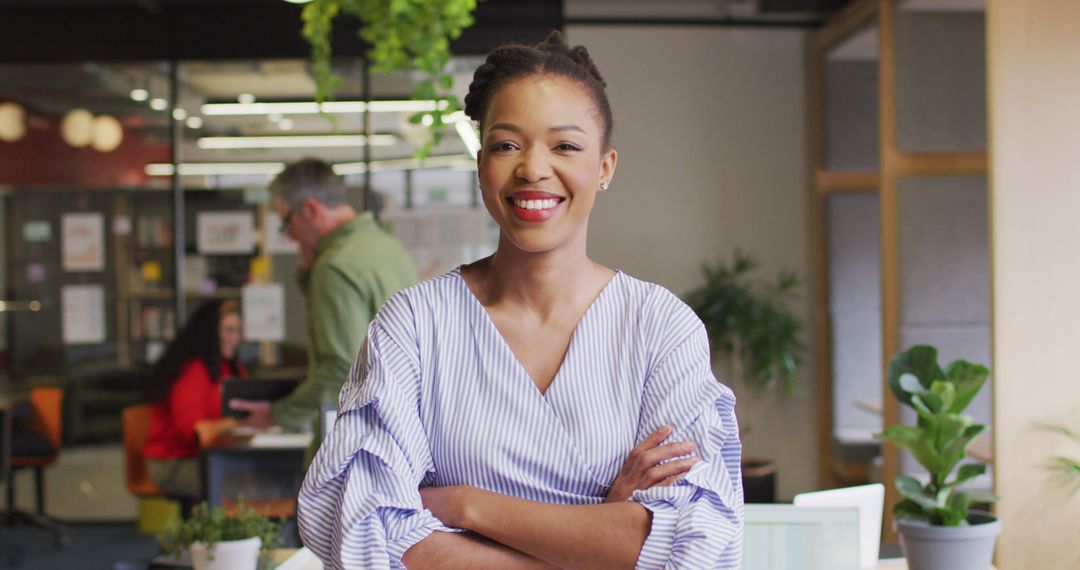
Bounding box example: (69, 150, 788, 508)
(828, 193, 882, 436)
(565, 25, 815, 500)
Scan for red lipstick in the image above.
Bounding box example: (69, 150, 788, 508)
(507, 190, 565, 222)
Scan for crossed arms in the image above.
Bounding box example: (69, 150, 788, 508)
(402, 426, 698, 569)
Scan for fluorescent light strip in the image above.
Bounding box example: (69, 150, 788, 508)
(200, 99, 449, 116)
(454, 120, 481, 159)
(145, 162, 285, 176)
(196, 134, 396, 149)
(145, 155, 474, 177)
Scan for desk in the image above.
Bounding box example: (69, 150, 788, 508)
(200, 431, 311, 515)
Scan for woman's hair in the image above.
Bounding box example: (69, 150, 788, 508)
(145, 299, 240, 404)
(464, 30, 614, 150)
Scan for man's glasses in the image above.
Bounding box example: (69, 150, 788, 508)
(278, 209, 294, 234)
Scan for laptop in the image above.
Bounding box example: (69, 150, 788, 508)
(221, 378, 300, 419)
(794, 483, 884, 569)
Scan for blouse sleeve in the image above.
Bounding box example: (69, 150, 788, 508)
(630, 324, 745, 570)
(297, 319, 456, 570)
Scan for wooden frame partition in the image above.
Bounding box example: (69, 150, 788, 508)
(811, 0, 990, 543)
(809, 0, 880, 500)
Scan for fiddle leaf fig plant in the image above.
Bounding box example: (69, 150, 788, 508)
(300, 0, 481, 157)
(876, 345, 998, 526)
(684, 249, 805, 393)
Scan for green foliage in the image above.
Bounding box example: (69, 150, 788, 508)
(684, 250, 805, 393)
(158, 501, 282, 558)
(300, 0, 480, 157)
(1035, 422, 1080, 498)
(876, 345, 997, 526)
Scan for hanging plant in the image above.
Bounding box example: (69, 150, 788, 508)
(300, 0, 481, 156)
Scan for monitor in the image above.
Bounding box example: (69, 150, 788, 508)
(794, 483, 885, 568)
(221, 378, 299, 419)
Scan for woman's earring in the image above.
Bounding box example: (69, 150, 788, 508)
(600, 182, 609, 190)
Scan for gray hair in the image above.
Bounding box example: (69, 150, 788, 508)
(270, 158, 348, 208)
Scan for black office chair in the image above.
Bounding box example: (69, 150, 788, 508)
(6, 386, 70, 548)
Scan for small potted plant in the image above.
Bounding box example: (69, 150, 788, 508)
(158, 501, 282, 570)
(684, 249, 805, 503)
(876, 345, 1001, 570)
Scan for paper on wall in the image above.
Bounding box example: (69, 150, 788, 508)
(242, 283, 285, 341)
(62, 284, 106, 344)
(62, 213, 105, 271)
(197, 211, 255, 254)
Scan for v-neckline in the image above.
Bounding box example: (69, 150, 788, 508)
(455, 267, 621, 398)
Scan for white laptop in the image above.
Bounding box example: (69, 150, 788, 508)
(794, 483, 884, 569)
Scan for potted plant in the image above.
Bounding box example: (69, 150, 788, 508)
(875, 345, 1001, 570)
(684, 249, 805, 503)
(158, 501, 282, 570)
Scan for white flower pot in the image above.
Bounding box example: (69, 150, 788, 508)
(190, 536, 262, 570)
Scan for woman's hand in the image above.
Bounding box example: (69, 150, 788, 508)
(605, 425, 699, 503)
(420, 485, 480, 529)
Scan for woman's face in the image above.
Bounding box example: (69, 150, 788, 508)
(477, 75, 616, 255)
(218, 312, 242, 359)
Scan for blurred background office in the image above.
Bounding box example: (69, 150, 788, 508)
(0, 0, 1075, 568)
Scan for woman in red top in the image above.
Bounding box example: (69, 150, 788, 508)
(143, 300, 246, 498)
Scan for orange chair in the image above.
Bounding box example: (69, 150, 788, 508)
(7, 386, 69, 547)
(121, 404, 164, 498)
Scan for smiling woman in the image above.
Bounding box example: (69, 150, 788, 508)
(297, 31, 745, 570)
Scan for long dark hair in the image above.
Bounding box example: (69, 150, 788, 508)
(146, 300, 240, 404)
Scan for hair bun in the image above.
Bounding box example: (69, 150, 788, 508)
(464, 29, 615, 149)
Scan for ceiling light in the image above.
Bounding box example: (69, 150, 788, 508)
(199, 99, 448, 116)
(454, 120, 481, 159)
(172, 108, 188, 121)
(149, 98, 168, 111)
(0, 102, 27, 142)
(145, 162, 286, 176)
(186, 116, 204, 129)
(237, 93, 256, 105)
(278, 118, 294, 131)
(334, 154, 474, 174)
(130, 88, 149, 102)
(283, 0, 314, 4)
(61, 108, 94, 147)
(145, 154, 471, 177)
(367, 100, 447, 113)
(196, 134, 396, 149)
(91, 115, 124, 152)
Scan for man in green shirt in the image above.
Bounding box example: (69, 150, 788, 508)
(231, 158, 417, 459)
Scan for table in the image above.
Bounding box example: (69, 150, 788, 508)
(200, 431, 311, 514)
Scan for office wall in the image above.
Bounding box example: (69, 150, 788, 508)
(988, 0, 1080, 567)
(565, 25, 815, 500)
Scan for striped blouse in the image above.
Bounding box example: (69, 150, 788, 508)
(298, 268, 744, 569)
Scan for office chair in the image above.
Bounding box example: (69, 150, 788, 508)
(122, 403, 196, 522)
(6, 386, 70, 548)
(121, 404, 164, 498)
